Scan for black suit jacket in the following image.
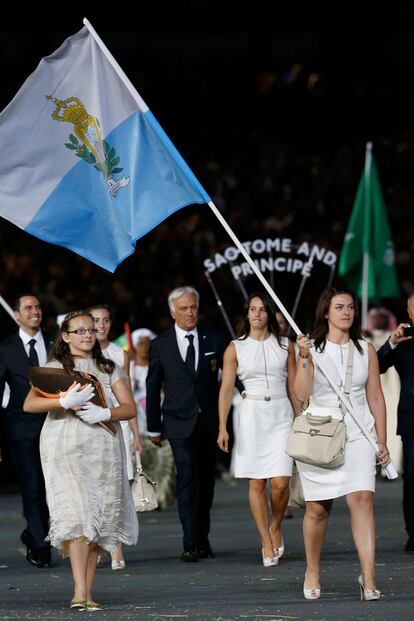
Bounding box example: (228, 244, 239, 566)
(0, 330, 54, 441)
(377, 338, 414, 436)
(146, 325, 224, 440)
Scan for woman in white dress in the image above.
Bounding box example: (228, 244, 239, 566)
(218, 293, 299, 567)
(24, 311, 138, 611)
(293, 289, 390, 601)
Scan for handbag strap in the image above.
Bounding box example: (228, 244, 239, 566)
(135, 451, 143, 473)
(343, 340, 355, 397)
(338, 340, 354, 418)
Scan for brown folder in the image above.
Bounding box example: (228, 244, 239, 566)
(29, 367, 117, 436)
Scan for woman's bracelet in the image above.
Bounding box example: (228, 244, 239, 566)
(299, 351, 310, 359)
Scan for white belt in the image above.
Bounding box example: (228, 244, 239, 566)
(310, 400, 342, 408)
(243, 392, 286, 401)
(310, 399, 365, 409)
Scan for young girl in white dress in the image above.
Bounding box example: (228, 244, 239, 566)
(218, 293, 300, 567)
(294, 289, 390, 601)
(24, 311, 138, 611)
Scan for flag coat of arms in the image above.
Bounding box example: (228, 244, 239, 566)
(0, 26, 210, 271)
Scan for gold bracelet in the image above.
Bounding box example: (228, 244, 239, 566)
(299, 352, 310, 359)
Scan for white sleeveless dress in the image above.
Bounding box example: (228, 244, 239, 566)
(297, 340, 377, 501)
(233, 335, 293, 479)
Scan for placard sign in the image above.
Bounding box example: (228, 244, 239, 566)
(203, 238, 336, 279)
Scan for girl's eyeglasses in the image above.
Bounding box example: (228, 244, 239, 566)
(66, 328, 98, 335)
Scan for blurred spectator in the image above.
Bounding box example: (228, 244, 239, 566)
(365, 307, 403, 474)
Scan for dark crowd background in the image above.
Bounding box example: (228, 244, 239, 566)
(1, 2, 414, 341)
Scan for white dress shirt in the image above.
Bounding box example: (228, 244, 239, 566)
(174, 324, 199, 369)
(19, 327, 48, 366)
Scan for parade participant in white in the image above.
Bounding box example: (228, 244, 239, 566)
(293, 289, 390, 602)
(24, 311, 138, 611)
(218, 293, 300, 567)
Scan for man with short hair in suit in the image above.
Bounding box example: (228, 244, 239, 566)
(377, 293, 414, 552)
(0, 295, 54, 567)
(146, 286, 224, 562)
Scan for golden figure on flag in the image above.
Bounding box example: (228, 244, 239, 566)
(46, 95, 129, 195)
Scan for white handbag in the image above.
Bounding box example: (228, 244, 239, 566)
(286, 342, 354, 469)
(131, 452, 159, 512)
(288, 462, 305, 508)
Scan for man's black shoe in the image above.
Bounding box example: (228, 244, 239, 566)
(36, 548, 53, 568)
(37, 560, 54, 568)
(198, 544, 215, 558)
(180, 550, 199, 562)
(25, 549, 40, 566)
(20, 530, 39, 566)
(405, 538, 414, 552)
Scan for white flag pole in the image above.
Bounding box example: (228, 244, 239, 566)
(0, 295, 18, 324)
(208, 202, 302, 333)
(81, 20, 397, 479)
(361, 142, 373, 330)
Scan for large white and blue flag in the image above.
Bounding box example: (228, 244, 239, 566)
(0, 25, 210, 272)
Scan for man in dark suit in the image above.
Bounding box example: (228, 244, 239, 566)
(0, 295, 54, 567)
(377, 293, 414, 552)
(146, 286, 224, 562)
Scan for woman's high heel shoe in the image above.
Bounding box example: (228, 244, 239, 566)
(303, 572, 321, 600)
(111, 559, 126, 570)
(262, 548, 278, 567)
(273, 538, 285, 560)
(269, 527, 285, 560)
(358, 575, 381, 601)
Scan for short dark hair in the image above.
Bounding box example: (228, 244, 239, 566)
(14, 294, 39, 311)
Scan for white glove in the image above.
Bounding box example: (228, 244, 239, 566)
(77, 402, 111, 425)
(59, 383, 95, 409)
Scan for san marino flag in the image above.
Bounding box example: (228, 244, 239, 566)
(0, 21, 210, 272)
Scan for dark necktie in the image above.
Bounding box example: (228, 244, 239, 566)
(28, 338, 39, 367)
(185, 334, 196, 373)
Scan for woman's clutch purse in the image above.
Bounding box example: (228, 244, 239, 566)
(29, 367, 117, 435)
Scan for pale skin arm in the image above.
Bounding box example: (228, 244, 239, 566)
(128, 415, 143, 452)
(217, 343, 238, 453)
(122, 351, 143, 452)
(365, 343, 390, 466)
(292, 334, 314, 405)
(106, 377, 136, 420)
(286, 340, 303, 416)
(24, 387, 66, 413)
(122, 350, 130, 375)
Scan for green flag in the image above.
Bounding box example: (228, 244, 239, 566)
(338, 145, 399, 299)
